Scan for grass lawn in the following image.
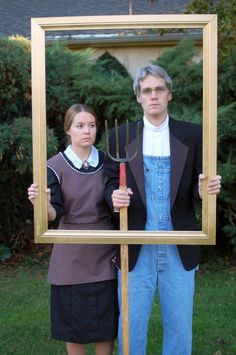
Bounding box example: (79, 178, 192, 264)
(0, 254, 235, 355)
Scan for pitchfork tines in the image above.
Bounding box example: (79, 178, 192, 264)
(105, 119, 140, 163)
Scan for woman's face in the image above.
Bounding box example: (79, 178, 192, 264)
(67, 111, 97, 149)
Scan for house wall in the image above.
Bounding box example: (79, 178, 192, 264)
(68, 40, 202, 78)
(91, 46, 167, 78)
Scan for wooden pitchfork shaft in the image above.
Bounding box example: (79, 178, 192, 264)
(105, 119, 139, 355)
(119, 162, 129, 355)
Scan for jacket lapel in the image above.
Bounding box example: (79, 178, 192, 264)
(169, 118, 189, 208)
(170, 134, 188, 207)
(126, 120, 146, 208)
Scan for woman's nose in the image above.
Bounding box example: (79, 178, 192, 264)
(84, 126, 90, 133)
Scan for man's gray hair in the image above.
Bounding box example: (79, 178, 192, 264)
(133, 64, 172, 96)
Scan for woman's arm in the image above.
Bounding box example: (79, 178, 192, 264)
(27, 184, 56, 221)
(27, 168, 64, 222)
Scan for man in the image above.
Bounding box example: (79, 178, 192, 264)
(103, 64, 221, 355)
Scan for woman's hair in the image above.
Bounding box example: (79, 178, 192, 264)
(64, 103, 97, 145)
(133, 64, 172, 96)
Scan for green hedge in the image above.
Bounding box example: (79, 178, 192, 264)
(0, 36, 235, 259)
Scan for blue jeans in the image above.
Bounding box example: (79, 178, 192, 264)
(118, 244, 196, 355)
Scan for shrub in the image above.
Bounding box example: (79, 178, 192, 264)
(0, 36, 235, 255)
(0, 36, 31, 123)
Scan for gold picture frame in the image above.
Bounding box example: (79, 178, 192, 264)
(31, 14, 218, 245)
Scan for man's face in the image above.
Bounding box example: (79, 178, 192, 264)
(137, 74, 172, 125)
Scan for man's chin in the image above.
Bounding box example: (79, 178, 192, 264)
(149, 109, 162, 116)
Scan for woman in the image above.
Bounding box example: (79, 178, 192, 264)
(28, 103, 118, 355)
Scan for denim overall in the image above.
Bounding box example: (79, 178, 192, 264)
(118, 156, 196, 355)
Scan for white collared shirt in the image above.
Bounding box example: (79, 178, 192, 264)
(143, 115, 170, 156)
(64, 145, 99, 169)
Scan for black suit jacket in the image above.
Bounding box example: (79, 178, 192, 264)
(104, 117, 202, 271)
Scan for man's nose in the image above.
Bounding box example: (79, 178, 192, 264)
(151, 89, 158, 98)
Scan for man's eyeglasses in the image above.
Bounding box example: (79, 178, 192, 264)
(140, 86, 168, 96)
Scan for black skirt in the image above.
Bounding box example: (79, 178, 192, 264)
(50, 279, 118, 344)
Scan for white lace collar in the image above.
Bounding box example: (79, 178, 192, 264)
(64, 145, 98, 169)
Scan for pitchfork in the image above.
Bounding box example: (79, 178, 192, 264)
(105, 119, 139, 355)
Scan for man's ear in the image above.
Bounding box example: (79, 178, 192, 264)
(168, 92, 172, 102)
(136, 95, 141, 103)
